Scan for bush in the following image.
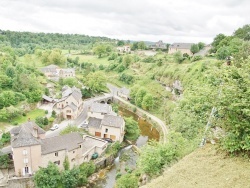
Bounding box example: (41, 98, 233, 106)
(0, 132, 10, 145)
(51, 110, 56, 118)
(191, 55, 203, 62)
(116, 173, 138, 188)
(0, 154, 11, 168)
(48, 117, 55, 122)
(45, 110, 48, 114)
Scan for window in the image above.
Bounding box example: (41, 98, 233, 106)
(105, 128, 108, 133)
(23, 158, 28, 164)
(73, 151, 75, 154)
(55, 152, 58, 157)
(71, 158, 75, 162)
(23, 149, 27, 155)
(66, 110, 71, 113)
(66, 102, 68, 104)
(25, 167, 29, 174)
(54, 160, 60, 165)
(79, 145, 81, 148)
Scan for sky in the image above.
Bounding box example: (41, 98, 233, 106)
(0, 0, 249, 43)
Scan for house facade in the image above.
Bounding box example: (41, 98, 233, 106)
(85, 103, 125, 143)
(10, 122, 107, 177)
(168, 43, 193, 55)
(149, 40, 166, 50)
(117, 45, 131, 53)
(56, 86, 83, 119)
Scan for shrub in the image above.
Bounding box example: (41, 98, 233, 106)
(51, 110, 56, 118)
(45, 110, 48, 114)
(191, 55, 203, 62)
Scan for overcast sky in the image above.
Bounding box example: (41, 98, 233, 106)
(0, 0, 249, 43)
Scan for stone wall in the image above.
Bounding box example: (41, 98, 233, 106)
(4, 177, 34, 188)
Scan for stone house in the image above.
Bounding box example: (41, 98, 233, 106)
(83, 102, 125, 142)
(40, 64, 75, 80)
(149, 40, 166, 50)
(117, 45, 131, 53)
(56, 86, 83, 119)
(168, 43, 193, 55)
(88, 102, 112, 120)
(10, 121, 107, 177)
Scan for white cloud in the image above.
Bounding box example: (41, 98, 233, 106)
(0, 0, 249, 43)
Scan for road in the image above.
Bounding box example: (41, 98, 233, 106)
(45, 120, 72, 138)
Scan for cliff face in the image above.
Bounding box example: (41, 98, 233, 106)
(141, 144, 250, 188)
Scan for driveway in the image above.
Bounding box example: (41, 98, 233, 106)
(37, 103, 55, 117)
(45, 120, 73, 138)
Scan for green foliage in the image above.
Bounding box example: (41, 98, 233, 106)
(63, 156, 70, 170)
(60, 126, 81, 135)
(79, 162, 96, 177)
(115, 173, 138, 188)
(191, 55, 203, 62)
(93, 44, 111, 58)
(141, 93, 154, 110)
(35, 117, 48, 128)
(119, 73, 134, 85)
(0, 132, 11, 145)
(112, 103, 119, 113)
(135, 88, 147, 107)
(233, 24, 250, 40)
(81, 88, 92, 98)
(124, 117, 140, 141)
(0, 154, 11, 168)
(85, 71, 107, 93)
(106, 142, 121, 156)
(216, 46, 230, 60)
(211, 33, 227, 52)
(51, 110, 57, 118)
(34, 162, 61, 188)
(117, 40, 125, 46)
(60, 78, 78, 87)
(61, 168, 80, 188)
(198, 42, 205, 50)
(190, 44, 199, 54)
(122, 55, 133, 67)
(173, 51, 183, 63)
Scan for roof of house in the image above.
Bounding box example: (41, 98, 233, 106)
(61, 86, 82, 101)
(11, 122, 44, 148)
(42, 95, 54, 102)
(101, 115, 124, 128)
(65, 102, 77, 111)
(89, 103, 111, 114)
(41, 132, 83, 155)
(60, 68, 75, 74)
(71, 90, 82, 102)
(40, 64, 59, 73)
(88, 117, 102, 129)
(10, 121, 46, 135)
(81, 135, 107, 152)
(170, 43, 193, 49)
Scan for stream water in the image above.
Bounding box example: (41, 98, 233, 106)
(93, 107, 160, 188)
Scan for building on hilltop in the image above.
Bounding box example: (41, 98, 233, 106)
(10, 121, 107, 177)
(149, 40, 167, 50)
(168, 43, 193, 55)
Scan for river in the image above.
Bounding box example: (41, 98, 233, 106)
(93, 107, 159, 188)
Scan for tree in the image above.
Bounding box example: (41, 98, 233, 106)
(117, 40, 125, 46)
(63, 156, 70, 170)
(135, 88, 147, 107)
(211, 33, 227, 52)
(60, 126, 81, 135)
(34, 162, 61, 188)
(124, 117, 140, 141)
(61, 168, 80, 188)
(216, 46, 230, 60)
(142, 94, 154, 110)
(85, 71, 107, 93)
(0, 154, 11, 168)
(138, 41, 147, 50)
(62, 78, 78, 87)
(93, 45, 106, 58)
(173, 51, 183, 63)
(122, 55, 133, 67)
(198, 42, 205, 50)
(116, 173, 138, 188)
(190, 44, 199, 54)
(233, 24, 250, 40)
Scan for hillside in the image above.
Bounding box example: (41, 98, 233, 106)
(142, 144, 250, 188)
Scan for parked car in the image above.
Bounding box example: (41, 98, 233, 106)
(103, 138, 113, 143)
(50, 124, 59, 131)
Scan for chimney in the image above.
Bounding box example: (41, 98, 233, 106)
(32, 126, 38, 138)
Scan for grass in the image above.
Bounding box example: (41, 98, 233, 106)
(0, 109, 45, 128)
(142, 144, 250, 188)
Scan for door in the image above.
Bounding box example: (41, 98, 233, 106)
(95, 132, 101, 137)
(66, 115, 71, 119)
(110, 135, 116, 141)
(104, 134, 109, 138)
